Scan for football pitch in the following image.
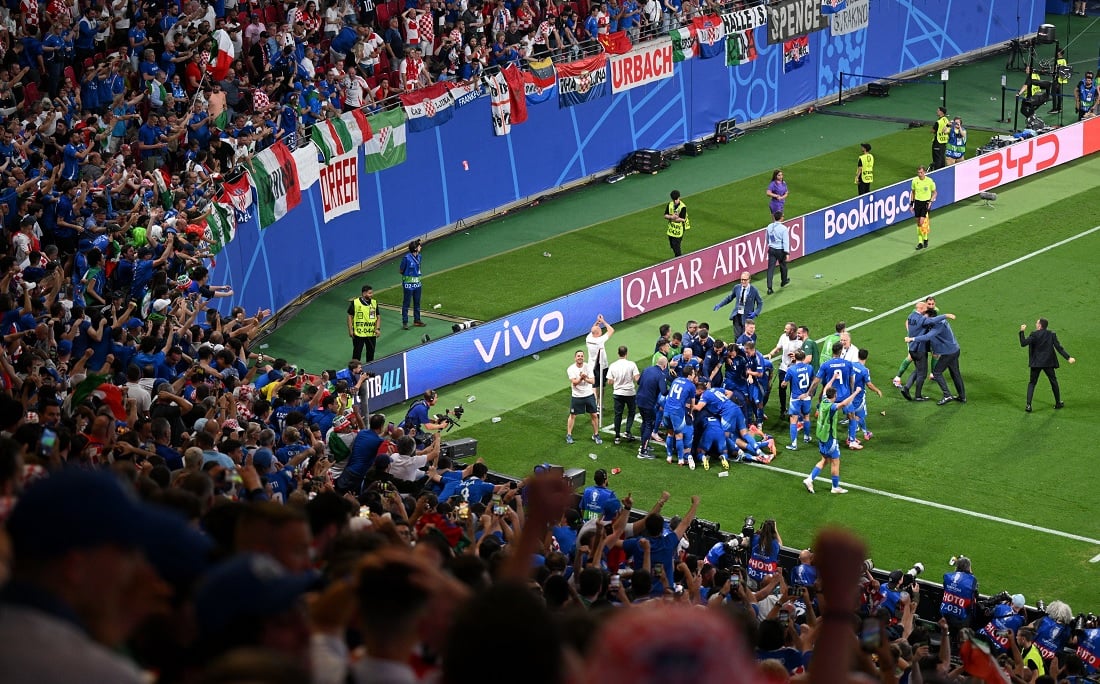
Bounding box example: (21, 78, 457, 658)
(401, 178, 1100, 610)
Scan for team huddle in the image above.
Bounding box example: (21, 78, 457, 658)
(568, 313, 896, 494)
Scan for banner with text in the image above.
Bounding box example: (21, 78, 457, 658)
(319, 152, 360, 222)
(803, 167, 956, 253)
(768, 0, 830, 45)
(954, 122, 1086, 199)
(830, 0, 869, 36)
(361, 352, 409, 407)
(403, 280, 622, 397)
(620, 218, 804, 318)
(610, 41, 675, 93)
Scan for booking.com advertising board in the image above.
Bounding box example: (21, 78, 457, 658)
(366, 117, 1100, 405)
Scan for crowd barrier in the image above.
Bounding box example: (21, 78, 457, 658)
(207, 0, 1040, 320)
(360, 115, 1100, 407)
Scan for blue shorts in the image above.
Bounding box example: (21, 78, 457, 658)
(698, 423, 727, 454)
(789, 398, 811, 417)
(819, 438, 841, 460)
(664, 412, 688, 434)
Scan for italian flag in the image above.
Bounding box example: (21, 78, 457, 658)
(205, 202, 236, 255)
(249, 141, 301, 228)
(207, 29, 235, 82)
(72, 374, 127, 421)
(311, 109, 373, 164)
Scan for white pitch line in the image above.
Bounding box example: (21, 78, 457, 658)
(1091, 554, 1100, 563)
(745, 461, 1100, 546)
(844, 225, 1100, 334)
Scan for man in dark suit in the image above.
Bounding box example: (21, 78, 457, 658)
(1019, 318, 1076, 412)
(714, 271, 763, 341)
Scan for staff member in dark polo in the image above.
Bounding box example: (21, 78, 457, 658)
(855, 142, 873, 195)
(1019, 318, 1076, 412)
(764, 211, 790, 295)
(664, 189, 689, 257)
(910, 166, 936, 251)
(347, 284, 380, 362)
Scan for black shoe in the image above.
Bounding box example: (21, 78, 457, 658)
(1055, 402, 1065, 409)
(781, 279, 791, 287)
(914, 396, 930, 402)
(900, 388, 913, 401)
(937, 395, 954, 406)
(767, 289, 775, 295)
(956, 397, 967, 403)
(1025, 404, 1032, 412)
(915, 243, 924, 250)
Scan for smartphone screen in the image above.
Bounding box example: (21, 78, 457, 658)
(779, 610, 789, 626)
(860, 617, 882, 652)
(731, 575, 740, 588)
(39, 428, 57, 458)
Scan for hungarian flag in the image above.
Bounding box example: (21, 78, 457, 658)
(726, 29, 758, 66)
(311, 110, 373, 163)
(248, 141, 301, 228)
(207, 29, 235, 82)
(599, 30, 632, 55)
(363, 108, 407, 173)
(692, 15, 726, 59)
(205, 202, 236, 255)
(670, 26, 697, 61)
(72, 374, 127, 421)
(502, 64, 527, 125)
(220, 170, 254, 223)
(399, 82, 456, 132)
(820, 0, 847, 14)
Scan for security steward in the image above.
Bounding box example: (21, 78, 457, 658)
(664, 189, 690, 257)
(1052, 49, 1069, 113)
(347, 284, 381, 363)
(855, 142, 874, 195)
(931, 106, 950, 170)
(1018, 64, 1046, 117)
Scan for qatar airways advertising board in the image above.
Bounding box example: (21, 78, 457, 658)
(620, 218, 804, 318)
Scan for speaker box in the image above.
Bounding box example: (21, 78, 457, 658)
(683, 141, 705, 157)
(1037, 23, 1056, 44)
(619, 148, 666, 174)
(564, 467, 586, 491)
(441, 437, 478, 461)
(867, 82, 891, 97)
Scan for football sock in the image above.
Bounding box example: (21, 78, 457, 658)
(832, 475, 840, 489)
(848, 420, 857, 442)
(803, 420, 812, 438)
(790, 423, 798, 443)
(810, 466, 822, 480)
(897, 358, 912, 377)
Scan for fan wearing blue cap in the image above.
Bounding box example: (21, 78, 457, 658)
(0, 470, 210, 683)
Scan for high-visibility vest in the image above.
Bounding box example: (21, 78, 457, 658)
(352, 298, 378, 337)
(1025, 72, 1043, 97)
(858, 153, 874, 183)
(1056, 57, 1069, 85)
(935, 116, 950, 144)
(666, 200, 689, 238)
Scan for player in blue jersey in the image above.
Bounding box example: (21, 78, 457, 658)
(802, 379, 862, 495)
(743, 341, 766, 424)
(580, 468, 621, 523)
(696, 386, 763, 464)
(810, 341, 860, 448)
(702, 338, 726, 388)
(781, 350, 815, 450)
(723, 343, 749, 398)
(849, 348, 883, 444)
(663, 367, 697, 467)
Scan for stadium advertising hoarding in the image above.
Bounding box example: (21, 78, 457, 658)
(609, 41, 676, 93)
(361, 352, 409, 407)
(620, 218, 805, 318)
(954, 118, 1091, 199)
(401, 281, 623, 398)
(802, 167, 956, 253)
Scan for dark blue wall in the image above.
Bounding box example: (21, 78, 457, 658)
(211, 0, 1041, 316)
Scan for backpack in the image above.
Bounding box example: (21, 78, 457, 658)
(815, 401, 834, 442)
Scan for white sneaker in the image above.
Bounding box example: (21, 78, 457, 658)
(785, 443, 798, 451)
(802, 477, 815, 494)
(803, 435, 812, 443)
(830, 486, 849, 494)
(667, 455, 675, 464)
(688, 459, 696, 471)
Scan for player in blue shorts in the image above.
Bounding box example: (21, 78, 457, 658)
(664, 367, 697, 467)
(694, 385, 762, 468)
(849, 348, 883, 443)
(696, 414, 730, 471)
(781, 350, 815, 450)
(803, 380, 862, 495)
(743, 341, 766, 424)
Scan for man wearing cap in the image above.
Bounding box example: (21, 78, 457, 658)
(979, 593, 1029, 653)
(0, 470, 191, 683)
(347, 284, 380, 362)
(1075, 71, 1098, 120)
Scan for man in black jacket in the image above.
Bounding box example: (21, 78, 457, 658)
(1019, 318, 1076, 412)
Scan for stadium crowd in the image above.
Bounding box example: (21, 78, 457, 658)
(1, 0, 1098, 682)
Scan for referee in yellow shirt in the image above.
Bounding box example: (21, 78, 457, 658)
(910, 166, 937, 251)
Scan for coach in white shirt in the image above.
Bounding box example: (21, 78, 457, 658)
(606, 345, 641, 445)
(766, 321, 803, 417)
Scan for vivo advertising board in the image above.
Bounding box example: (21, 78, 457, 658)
(621, 218, 804, 318)
(803, 167, 956, 253)
(403, 280, 622, 397)
(953, 122, 1086, 200)
(361, 352, 410, 407)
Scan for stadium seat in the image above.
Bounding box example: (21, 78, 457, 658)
(21, 82, 41, 110)
(376, 3, 390, 25)
(64, 66, 77, 88)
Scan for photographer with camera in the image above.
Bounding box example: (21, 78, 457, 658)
(978, 592, 1028, 653)
(747, 518, 783, 587)
(402, 389, 449, 448)
(940, 555, 979, 634)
